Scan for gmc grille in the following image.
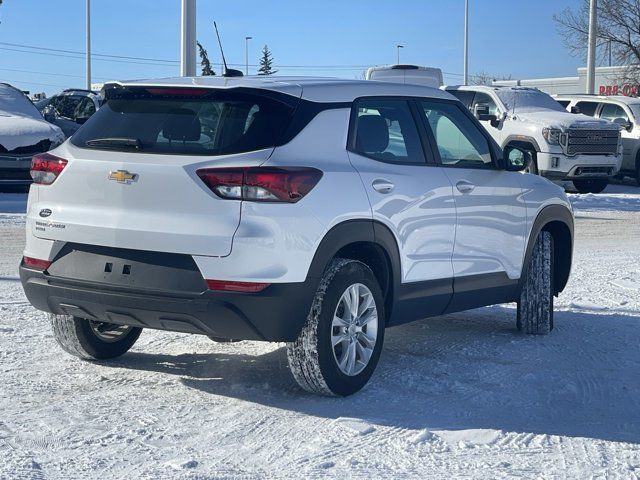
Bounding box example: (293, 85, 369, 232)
(563, 129, 619, 156)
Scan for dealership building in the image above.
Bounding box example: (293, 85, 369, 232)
(493, 65, 640, 97)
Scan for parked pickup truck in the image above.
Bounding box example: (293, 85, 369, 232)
(555, 94, 640, 185)
(445, 86, 622, 193)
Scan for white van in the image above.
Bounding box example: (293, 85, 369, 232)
(366, 65, 443, 88)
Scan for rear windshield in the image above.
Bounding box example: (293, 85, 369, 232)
(71, 87, 296, 155)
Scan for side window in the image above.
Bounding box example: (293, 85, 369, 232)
(556, 100, 570, 109)
(599, 103, 628, 122)
(351, 99, 426, 164)
(420, 101, 493, 168)
(471, 92, 499, 116)
(73, 97, 96, 120)
(575, 101, 599, 117)
(447, 90, 475, 109)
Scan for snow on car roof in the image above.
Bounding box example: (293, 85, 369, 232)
(104, 75, 456, 103)
(556, 94, 640, 105)
(0, 83, 43, 119)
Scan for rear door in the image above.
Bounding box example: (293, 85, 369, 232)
(346, 97, 457, 316)
(417, 98, 527, 307)
(31, 86, 301, 257)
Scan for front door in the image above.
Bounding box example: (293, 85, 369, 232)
(417, 99, 528, 310)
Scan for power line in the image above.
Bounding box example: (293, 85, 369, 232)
(0, 41, 475, 78)
(0, 77, 71, 89)
(0, 41, 179, 64)
(0, 66, 107, 80)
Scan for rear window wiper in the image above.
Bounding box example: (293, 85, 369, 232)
(86, 137, 143, 150)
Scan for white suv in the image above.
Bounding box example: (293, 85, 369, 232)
(556, 94, 640, 185)
(20, 77, 574, 396)
(446, 85, 622, 193)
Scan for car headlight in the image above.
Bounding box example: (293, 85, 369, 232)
(542, 127, 562, 145)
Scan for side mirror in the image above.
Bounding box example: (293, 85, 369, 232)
(613, 117, 633, 132)
(75, 116, 90, 125)
(474, 103, 498, 125)
(503, 146, 529, 172)
(570, 106, 581, 114)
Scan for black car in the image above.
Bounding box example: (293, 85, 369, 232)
(37, 89, 102, 137)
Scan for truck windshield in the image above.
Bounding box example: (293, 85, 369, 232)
(71, 87, 296, 155)
(495, 88, 566, 113)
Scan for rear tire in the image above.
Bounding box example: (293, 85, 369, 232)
(517, 231, 554, 335)
(50, 314, 142, 360)
(286, 258, 385, 396)
(572, 178, 608, 194)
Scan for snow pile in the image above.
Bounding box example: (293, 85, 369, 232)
(0, 183, 638, 478)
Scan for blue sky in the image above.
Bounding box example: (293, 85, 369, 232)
(0, 0, 590, 95)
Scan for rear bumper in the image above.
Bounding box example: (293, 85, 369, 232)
(20, 265, 318, 342)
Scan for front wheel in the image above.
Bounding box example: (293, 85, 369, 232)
(572, 178, 608, 194)
(286, 258, 385, 396)
(50, 314, 142, 360)
(517, 231, 554, 335)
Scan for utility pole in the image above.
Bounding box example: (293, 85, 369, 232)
(586, 0, 597, 93)
(86, 0, 91, 90)
(180, 0, 196, 77)
(396, 44, 404, 64)
(245, 36, 252, 75)
(463, 0, 469, 85)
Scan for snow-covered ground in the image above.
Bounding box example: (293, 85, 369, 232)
(1, 185, 639, 479)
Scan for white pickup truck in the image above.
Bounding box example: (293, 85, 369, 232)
(445, 86, 622, 193)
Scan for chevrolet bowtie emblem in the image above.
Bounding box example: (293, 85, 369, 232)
(108, 170, 136, 184)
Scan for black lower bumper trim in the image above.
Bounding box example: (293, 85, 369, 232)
(20, 266, 319, 342)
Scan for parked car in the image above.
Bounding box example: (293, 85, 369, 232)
(36, 89, 102, 138)
(366, 64, 443, 88)
(444, 85, 622, 193)
(555, 94, 640, 185)
(0, 83, 65, 189)
(20, 77, 574, 396)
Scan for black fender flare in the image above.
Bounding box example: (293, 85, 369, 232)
(521, 204, 574, 294)
(502, 135, 542, 153)
(306, 219, 402, 318)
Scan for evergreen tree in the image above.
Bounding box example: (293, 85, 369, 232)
(197, 41, 215, 76)
(258, 45, 277, 75)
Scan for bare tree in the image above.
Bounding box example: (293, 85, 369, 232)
(471, 71, 512, 86)
(554, 0, 640, 81)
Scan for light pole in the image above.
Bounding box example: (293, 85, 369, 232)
(586, 0, 597, 93)
(463, 0, 469, 85)
(180, 0, 197, 77)
(396, 44, 404, 64)
(86, 0, 91, 90)
(245, 36, 252, 75)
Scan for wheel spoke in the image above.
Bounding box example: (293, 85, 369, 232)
(357, 292, 373, 317)
(345, 341, 357, 375)
(358, 331, 376, 348)
(348, 285, 360, 319)
(355, 340, 372, 366)
(358, 311, 377, 327)
(333, 315, 349, 328)
(331, 331, 348, 347)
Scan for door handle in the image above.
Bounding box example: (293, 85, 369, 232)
(372, 178, 395, 194)
(456, 180, 475, 193)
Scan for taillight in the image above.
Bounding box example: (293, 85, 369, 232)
(206, 280, 270, 293)
(30, 153, 68, 185)
(196, 167, 323, 203)
(22, 256, 52, 271)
